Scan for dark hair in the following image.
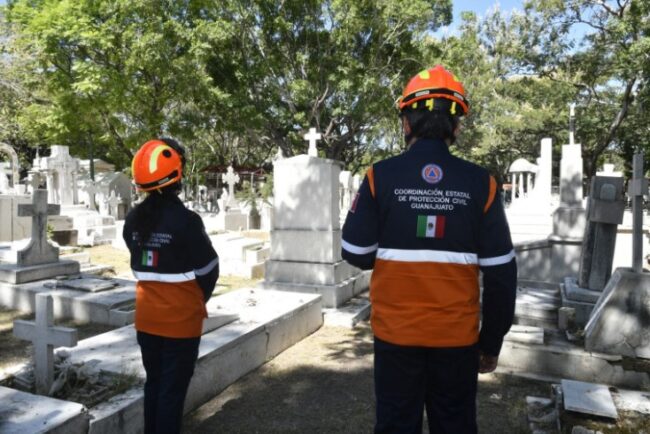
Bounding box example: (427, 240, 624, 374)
(401, 106, 460, 144)
(133, 182, 181, 246)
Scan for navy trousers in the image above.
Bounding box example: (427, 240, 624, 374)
(137, 331, 201, 434)
(374, 337, 479, 434)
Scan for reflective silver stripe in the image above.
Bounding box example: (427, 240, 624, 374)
(376, 248, 478, 265)
(478, 249, 516, 267)
(342, 239, 379, 255)
(132, 270, 196, 282)
(195, 257, 219, 276)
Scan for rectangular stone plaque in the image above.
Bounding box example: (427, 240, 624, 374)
(562, 379, 618, 419)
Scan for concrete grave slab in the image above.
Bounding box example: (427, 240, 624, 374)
(504, 325, 544, 345)
(0, 276, 136, 326)
(58, 288, 323, 434)
(54, 277, 119, 293)
(0, 386, 89, 434)
(323, 291, 371, 328)
(498, 331, 650, 389)
(562, 379, 618, 419)
(0, 260, 80, 284)
(585, 268, 650, 359)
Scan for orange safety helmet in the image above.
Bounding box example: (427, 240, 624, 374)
(131, 138, 185, 192)
(397, 65, 469, 116)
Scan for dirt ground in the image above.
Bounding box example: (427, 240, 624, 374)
(184, 322, 551, 434)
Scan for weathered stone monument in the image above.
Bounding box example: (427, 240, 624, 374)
(0, 190, 80, 283)
(561, 176, 626, 325)
(13, 293, 79, 394)
(553, 104, 586, 239)
(34, 145, 80, 206)
(262, 128, 369, 307)
(218, 165, 248, 231)
(585, 153, 650, 358)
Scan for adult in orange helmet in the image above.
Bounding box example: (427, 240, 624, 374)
(124, 138, 219, 434)
(342, 66, 517, 433)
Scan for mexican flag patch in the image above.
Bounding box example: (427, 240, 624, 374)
(416, 215, 445, 239)
(141, 250, 159, 267)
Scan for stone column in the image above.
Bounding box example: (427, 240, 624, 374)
(553, 142, 586, 239)
(511, 174, 517, 201)
(518, 173, 524, 198)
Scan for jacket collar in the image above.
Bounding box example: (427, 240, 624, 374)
(407, 138, 450, 156)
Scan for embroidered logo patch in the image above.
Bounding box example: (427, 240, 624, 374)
(142, 250, 159, 267)
(350, 193, 360, 213)
(421, 164, 443, 184)
(416, 215, 446, 238)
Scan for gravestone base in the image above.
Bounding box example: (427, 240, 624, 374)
(0, 260, 79, 284)
(585, 268, 650, 359)
(265, 260, 358, 286)
(261, 270, 370, 308)
(560, 277, 601, 327)
(219, 211, 249, 232)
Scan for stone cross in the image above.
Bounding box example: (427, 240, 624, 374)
(578, 176, 625, 290)
(304, 127, 321, 157)
(83, 181, 98, 211)
(13, 293, 78, 395)
(106, 191, 120, 217)
(222, 166, 240, 209)
(629, 153, 648, 273)
(17, 189, 60, 266)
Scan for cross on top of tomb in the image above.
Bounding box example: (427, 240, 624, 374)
(17, 189, 60, 266)
(304, 127, 321, 157)
(222, 166, 240, 200)
(13, 293, 78, 395)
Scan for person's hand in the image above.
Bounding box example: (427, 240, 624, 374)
(478, 351, 498, 374)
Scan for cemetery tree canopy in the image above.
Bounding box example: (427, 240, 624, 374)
(0, 0, 648, 181)
(2, 0, 452, 171)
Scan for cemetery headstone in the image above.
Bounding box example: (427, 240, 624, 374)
(553, 104, 586, 239)
(262, 145, 369, 307)
(561, 176, 625, 325)
(578, 176, 626, 291)
(35, 145, 80, 206)
(17, 190, 60, 266)
(584, 152, 650, 358)
(0, 189, 80, 283)
(13, 293, 78, 395)
(222, 166, 240, 210)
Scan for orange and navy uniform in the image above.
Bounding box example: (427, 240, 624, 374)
(123, 196, 219, 339)
(342, 138, 517, 356)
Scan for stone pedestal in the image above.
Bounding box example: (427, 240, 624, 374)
(585, 268, 650, 359)
(262, 154, 368, 307)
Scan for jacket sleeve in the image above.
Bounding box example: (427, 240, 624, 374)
(187, 213, 220, 302)
(477, 176, 517, 356)
(341, 167, 379, 270)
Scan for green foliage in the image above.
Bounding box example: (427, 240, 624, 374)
(0, 0, 648, 185)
